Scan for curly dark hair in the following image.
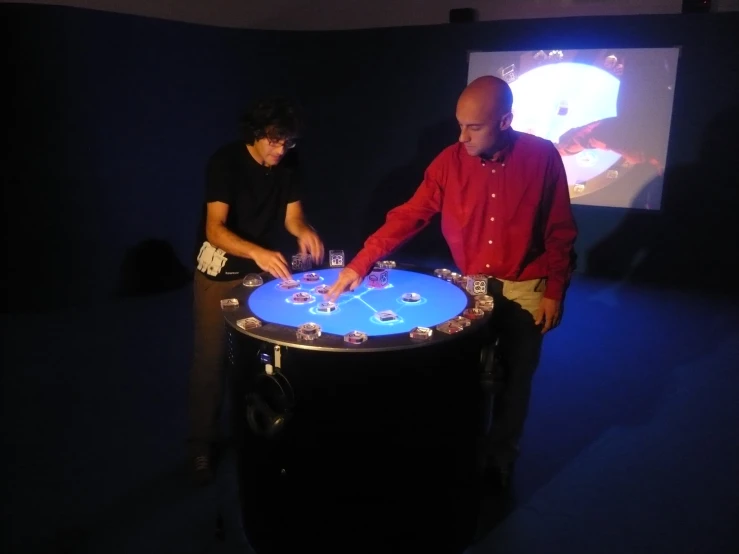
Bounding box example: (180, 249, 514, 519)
(240, 96, 302, 144)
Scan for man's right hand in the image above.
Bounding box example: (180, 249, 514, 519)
(324, 268, 363, 302)
(251, 247, 292, 281)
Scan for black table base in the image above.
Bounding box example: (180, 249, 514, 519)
(227, 325, 493, 552)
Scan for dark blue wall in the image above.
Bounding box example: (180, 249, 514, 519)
(4, 4, 738, 310)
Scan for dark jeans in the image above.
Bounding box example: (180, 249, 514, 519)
(187, 271, 242, 455)
(485, 277, 546, 466)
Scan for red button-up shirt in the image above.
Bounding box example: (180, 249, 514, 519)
(347, 131, 578, 301)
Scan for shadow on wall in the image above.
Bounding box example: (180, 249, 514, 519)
(117, 239, 192, 297)
(586, 105, 739, 294)
(362, 118, 459, 266)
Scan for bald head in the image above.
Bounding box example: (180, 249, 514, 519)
(456, 76, 514, 158)
(458, 76, 513, 120)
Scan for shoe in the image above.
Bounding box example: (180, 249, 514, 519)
(482, 460, 514, 491)
(191, 454, 214, 486)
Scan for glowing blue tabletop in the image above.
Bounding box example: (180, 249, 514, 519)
(222, 266, 491, 352)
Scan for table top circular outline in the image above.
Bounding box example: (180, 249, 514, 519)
(222, 265, 493, 353)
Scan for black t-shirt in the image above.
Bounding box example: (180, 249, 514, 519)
(194, 141, 300, 281)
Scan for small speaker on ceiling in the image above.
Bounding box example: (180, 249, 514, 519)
(682, 0, 711, 13)
(449, 8, 477, 24)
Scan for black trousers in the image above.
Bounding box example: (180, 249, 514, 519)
(484, 277, 546, 465)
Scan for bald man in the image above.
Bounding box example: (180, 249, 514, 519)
(325, 76, 577, 486)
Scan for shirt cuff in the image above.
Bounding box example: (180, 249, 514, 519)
(346, 252, 375, 278)
(543, 279, 566, 301)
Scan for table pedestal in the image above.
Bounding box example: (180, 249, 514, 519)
(227, 326, 490, 552)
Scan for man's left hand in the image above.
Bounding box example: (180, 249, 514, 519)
(535, 297, 562, 335)
(297, 229, 325, 265)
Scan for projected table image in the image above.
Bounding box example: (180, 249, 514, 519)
(510, 62, 622, 188)
(469, 47, 679, 209)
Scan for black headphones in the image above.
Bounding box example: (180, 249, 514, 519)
(245, 371, 295, 438)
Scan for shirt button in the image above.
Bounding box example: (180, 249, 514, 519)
(490, 217, 495, 221)
(485, 264, 490, 268)
(488, 240, 493, 244)
(491, 193, 496, 198)
(502, 163, 505, 167)
(491, 169, 496, 174)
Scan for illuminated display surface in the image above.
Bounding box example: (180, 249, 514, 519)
(467, 47, 680, 209)
(509, 62, 622, 183)
(247, 268, 469, 337)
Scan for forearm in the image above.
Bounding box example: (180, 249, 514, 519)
(206, 223, 262, 259)
(348, 167, 444, 276)
(543, 147, 578, 300)
(543, 199, 577, 300)
(347, 210, 430, 276)
(544, 235, 576, 300)
(284, 216, 314, 238)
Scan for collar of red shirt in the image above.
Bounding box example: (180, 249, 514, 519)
(479, 130, 517, 164)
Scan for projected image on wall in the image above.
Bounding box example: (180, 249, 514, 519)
(468, 48, 680, 210)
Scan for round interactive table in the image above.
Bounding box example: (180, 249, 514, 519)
(225, 265, 490, 348)
(222, 264, 496, 551)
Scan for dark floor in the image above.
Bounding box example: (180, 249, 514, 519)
(3, 274, 739, 554)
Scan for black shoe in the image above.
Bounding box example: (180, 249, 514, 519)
(191, 454, 214, 486)
(482, 460, 514, 491)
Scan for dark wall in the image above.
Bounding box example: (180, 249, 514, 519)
(4, 5, 308, 310)
(5, 5, 739, 311)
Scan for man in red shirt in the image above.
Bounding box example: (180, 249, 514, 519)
(325, 76, 577, 485)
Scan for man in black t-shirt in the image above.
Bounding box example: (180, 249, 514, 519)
(189, 97, 324, 485)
